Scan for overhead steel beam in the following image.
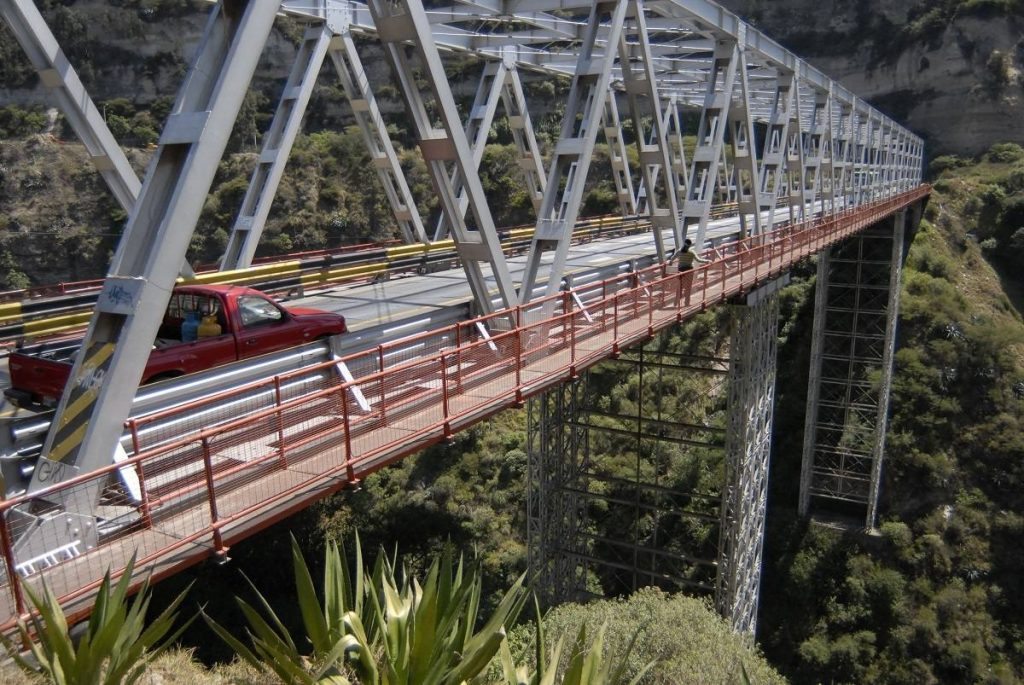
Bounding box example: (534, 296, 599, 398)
(367, 0, 517, 315)
(32, 0, 284, 515)
(756, 68, 795, 231)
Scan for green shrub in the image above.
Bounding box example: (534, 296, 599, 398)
(984, 142, 1024, 164)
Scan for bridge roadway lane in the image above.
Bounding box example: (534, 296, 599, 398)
(288, 212, 750, 356)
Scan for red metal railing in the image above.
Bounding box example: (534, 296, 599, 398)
(0, 187, 929, 631)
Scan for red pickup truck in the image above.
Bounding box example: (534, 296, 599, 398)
(7, 285, 346, 406)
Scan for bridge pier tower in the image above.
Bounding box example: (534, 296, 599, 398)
(717, 283, 783, 635)
(527, 280, 784, 634)
(799, 211, 910, 529)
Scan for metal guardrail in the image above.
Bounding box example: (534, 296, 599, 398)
(0, 207, 740, 347)
(0, 187, 929, 632)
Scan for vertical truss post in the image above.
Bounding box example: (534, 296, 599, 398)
(221, 23, 333, 270)
(603, 92, 638, 219)
(367, 0, 517, 315)
(798, 214, 907, 528)
(435, 58, 546, 240)
(328, 29, 427, 246)
(519, 0, 629, 304)
(682, 36, 740, 250)
(851, 109, 871, 206)
(832, 103, 854, 210)
(500, 61, 547, 218)
(800, 87, 830, 220)
(0, 0, 140, 212)
(434, 59, 507, 241)
(756, 67, 796, 231)
(618, 0, 682, 259)
(727, 46, 763, 237)
(665, 95, 691, 207)
(527, 378, 588, 605)
(785, 81, 809, 225)
(32, 0, 283, 513)
(718, 284, 780, 635)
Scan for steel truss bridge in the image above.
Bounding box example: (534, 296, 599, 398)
(0, 0, 927, 635)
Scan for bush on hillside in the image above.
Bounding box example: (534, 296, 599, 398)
(504, 588, 786, 684)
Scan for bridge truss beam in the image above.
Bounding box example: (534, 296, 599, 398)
(367, 0, 517, 315)
(799, 212, 908, 528)
(434, 57, 546, 241)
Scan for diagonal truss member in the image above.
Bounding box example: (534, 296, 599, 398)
(367, 0, 517, 316)
(221, 13, 430, 271)
(29, 0, 284, 517)
(434, 56, 546, 241)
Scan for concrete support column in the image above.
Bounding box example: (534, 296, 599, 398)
(799, 212, 907, 528)
(717, 282, 782, 635)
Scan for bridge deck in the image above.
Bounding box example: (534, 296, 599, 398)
(0, 189, 928, 630)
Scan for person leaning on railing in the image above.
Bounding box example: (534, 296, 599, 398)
(677, 239, 709, 271)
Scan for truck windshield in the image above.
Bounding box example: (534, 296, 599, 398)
(238, 296, 284, 327)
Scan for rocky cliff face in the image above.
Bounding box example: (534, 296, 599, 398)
(720, 0, 1024, 155)
(2, 1, 1020, 156)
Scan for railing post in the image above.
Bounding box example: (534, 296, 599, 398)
(128, 420, 153, 529)
(454, 323, 463, 392)
(340, 384, 356, 482)
(377, 344, 387, 420)
(514, 306, 523, 404)
(0, 511, 26, 620)
(273, 377, 287, 467)
(200, 437, 228, 561)
(440, 352, 452, 439)
(569, 292, 578, 377)
(612, 288, 620, 356)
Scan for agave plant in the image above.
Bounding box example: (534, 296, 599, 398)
(203, 535, 371, 684)
(206, 534, 529, 685)
(1, 554, 194, 685)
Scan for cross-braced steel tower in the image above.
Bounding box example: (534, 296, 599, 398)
(799, 213, 908, 529)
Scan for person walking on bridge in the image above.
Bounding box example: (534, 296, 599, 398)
(677, 239, 708, 271)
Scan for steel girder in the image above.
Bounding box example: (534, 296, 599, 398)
(30, 0, 284, 514)
(727, 46, 763, 238)
(434, 57, 546, 241)
(2, 0, 196, 279)
(329, 30, 429, 246)
(681, 38, 739, 251)
(221, 15, 433, 271)
(798, 213, 907, 529)
(367, 0, 517, 315)
(718, 284, 780, 635)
